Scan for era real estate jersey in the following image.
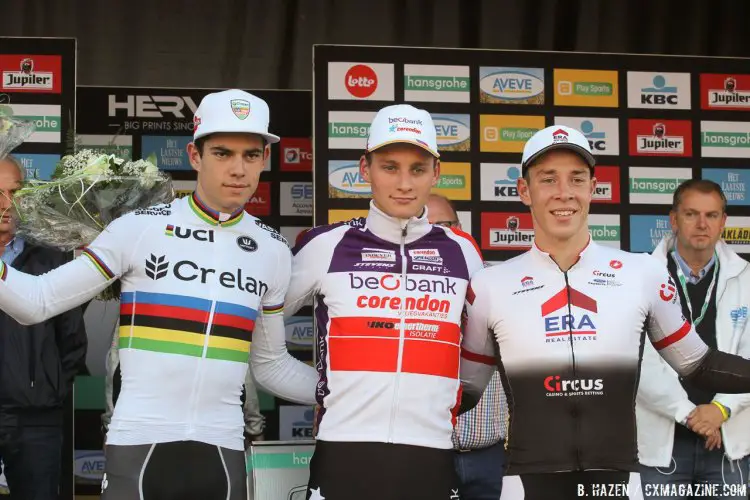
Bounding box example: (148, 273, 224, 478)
(460, 239, 709, 474)
(0, 193, 317, 451)
(285, 202, 485, 450)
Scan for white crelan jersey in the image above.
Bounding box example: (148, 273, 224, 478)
(460, 239, 715, 475)
(285, 202, 485, 450)
(0, 193, 318, 451)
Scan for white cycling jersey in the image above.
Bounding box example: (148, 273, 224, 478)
(0, 193, 318, 451)
(285, 202, 484, 449)
(460, 238, 709, 474)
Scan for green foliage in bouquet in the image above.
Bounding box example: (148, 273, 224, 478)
(12, 150, 175, 301)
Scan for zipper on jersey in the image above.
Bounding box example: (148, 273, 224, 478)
(563, 271, 583, 471)
(387, 221, 408, 442)
(186, 221, 221, 436)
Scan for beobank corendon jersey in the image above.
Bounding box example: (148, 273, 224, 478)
(285, 203, 484, 450)
(461, 239, 710, 475)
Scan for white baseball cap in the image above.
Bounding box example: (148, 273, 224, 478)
(192, 89, 280, 144)
(366, 104, 439, 158)
(521, 125, 595, 175)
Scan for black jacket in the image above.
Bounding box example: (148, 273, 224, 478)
(0, 242, 88, 427)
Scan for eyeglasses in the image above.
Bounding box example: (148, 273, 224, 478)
(433, 220, 460, 228)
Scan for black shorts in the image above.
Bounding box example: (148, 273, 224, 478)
(306, 440, 461, 500)
(101, 440, 247, 500)
(520, 471, 630, 500)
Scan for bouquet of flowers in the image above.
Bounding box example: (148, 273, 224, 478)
(12, 150, 175, 300)
(0, 102, 35, 159)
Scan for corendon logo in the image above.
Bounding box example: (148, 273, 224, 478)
(660, 276, 677, 302)
(544, 375, 604, 396)
(541, 287, 598, 343)
(345, 65, 378, 98)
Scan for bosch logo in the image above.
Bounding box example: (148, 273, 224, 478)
(544, 375, 604, 396)
(236, 235, 258, 252)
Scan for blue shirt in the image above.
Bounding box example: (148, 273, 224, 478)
(0, 237, 24, 266)
(673, 249, 716, 285)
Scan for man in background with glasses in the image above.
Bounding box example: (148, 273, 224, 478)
(426, 193, 508, 500)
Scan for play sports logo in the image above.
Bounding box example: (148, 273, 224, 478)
(701, 121, 750, 158)
(627, 72, 691, 109)
(701, 74, 750, 110)
(403, 64, 470, 103)
(628, 119, 693, 157)
(554, 69, 618, 107)
(553, 117, 619, 155)
(328, 62, 394, 101)
(0, 55, 62, 93)
(433, 163, 471, 200)
(480, 115, 545, 153)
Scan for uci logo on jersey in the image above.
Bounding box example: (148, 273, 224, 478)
(165, 224, 214, 242)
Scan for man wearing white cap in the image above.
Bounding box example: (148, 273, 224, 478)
(0, 89, 319, 499)
(284, 104, 484, 500)
(458, 125, 750, 500)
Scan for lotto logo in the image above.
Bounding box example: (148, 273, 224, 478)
(345, 65, 378, 98)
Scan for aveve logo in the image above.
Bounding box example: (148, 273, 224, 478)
(345, 64, 378, 98)
(660, 276, 677, 302)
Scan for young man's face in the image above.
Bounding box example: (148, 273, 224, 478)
(517, 149, 596, 244)
(670, 189, 727, 254)
(360, 143, 440, 220)
(187, 133, 269, 213)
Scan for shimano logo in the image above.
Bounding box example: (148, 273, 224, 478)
(108, 95, 198, 118)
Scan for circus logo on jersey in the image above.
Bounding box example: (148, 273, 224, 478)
(541, 287, 598, 343)
(659, 276, 678, 303)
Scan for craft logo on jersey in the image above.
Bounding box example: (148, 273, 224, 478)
(164, 224, 215, 242)
(144, 254, 269, 295)
(659, 276, 678, 303)
(230, 99, 250, 120)
(544, 375, 604, 397)
(542, 287, 598, 343)
(2, 56, 56, 92)
(701, 74, 750, 110)
(629, 119, 692, 157)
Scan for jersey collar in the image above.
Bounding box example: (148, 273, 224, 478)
(365, 200, 432, 244)
(530, 233, 596, 270)
(187, 192, 244, 227)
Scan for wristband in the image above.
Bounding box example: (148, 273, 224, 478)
(711, 401, 730, 421)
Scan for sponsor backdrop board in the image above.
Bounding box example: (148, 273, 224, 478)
(313, 46, 750, 263)
(74, 86, 314, 494)
(0, 36, 77, 500)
